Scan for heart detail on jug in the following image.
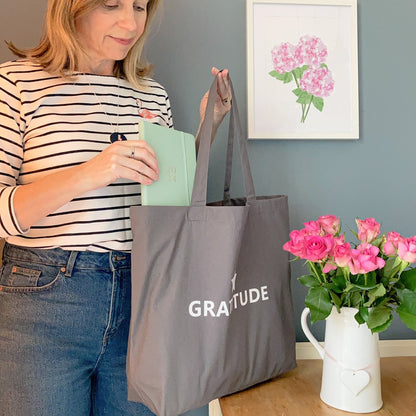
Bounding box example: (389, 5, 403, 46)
(340, 370, 371, 397)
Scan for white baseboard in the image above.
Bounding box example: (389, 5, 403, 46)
(209, 400, 223, 416)
(209, 339, 416, 416)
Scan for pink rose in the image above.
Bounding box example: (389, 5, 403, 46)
(322, 241, 351, 273)
(356, 218, 381, 243)
(348, 243, 385, 275)
(271, 42, 298, 74)
(304, 234, 335, 262)
(303, 220, 322, 235)
(397, 236, 416, 264)
(283, 229, 307, 257)
(317, 215, 340, 235)
(383, 231, 405, 256)
(334, 235, 345, 245)
(333, 242, 352, 268)
(322, 262, 337, 274)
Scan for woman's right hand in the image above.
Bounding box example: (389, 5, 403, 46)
(12, 140, 159, 232)
(80, 139, 159, 190)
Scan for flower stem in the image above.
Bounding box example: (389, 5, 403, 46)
(292, 72, 306, 123)
(319, 263, 328, 282)
(292, 71, 300, 89)
(301, 104, 306, 123)
(308, 261, 325, 284)
(343, 268, 350, 282)
(303, 95, 313, 122)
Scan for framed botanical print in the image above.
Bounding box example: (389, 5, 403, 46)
(246, 0, 359, 139)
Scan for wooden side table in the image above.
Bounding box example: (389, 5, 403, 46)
(219, 356, 416, 415)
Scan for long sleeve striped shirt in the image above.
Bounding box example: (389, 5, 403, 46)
(0, 60, 173, 252)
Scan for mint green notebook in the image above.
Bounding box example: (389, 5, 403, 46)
(139, 120, 196, 206)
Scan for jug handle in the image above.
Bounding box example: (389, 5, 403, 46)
(301, 307, 325, 360)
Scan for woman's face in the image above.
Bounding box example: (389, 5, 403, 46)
(75, 0, 149, 74)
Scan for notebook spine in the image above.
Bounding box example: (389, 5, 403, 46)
(138, 120, 144, 140)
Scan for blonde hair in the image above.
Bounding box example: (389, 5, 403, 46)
(8, 0, 162, 88)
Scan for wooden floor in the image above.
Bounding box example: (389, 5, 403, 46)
(219, 356, 416, 416)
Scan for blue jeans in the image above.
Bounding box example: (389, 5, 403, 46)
(0, 243, 155, 416)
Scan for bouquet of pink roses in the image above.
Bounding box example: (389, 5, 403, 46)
(284, 215, 416, 333)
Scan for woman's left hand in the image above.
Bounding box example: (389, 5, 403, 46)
(199, 67, 232, 132)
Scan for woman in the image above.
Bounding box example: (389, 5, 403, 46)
(0, 0, 231, 414)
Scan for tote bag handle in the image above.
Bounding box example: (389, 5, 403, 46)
(222, 80, 256, 204)
(191, 74, 256, 207)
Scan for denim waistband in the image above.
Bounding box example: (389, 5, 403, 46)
(2, 243, 131, 277)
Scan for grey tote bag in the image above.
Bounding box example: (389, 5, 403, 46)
(127, 75, 296, 416)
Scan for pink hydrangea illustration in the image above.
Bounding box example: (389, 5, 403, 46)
(271, 42, 298, 74)
(269, 34, 335, 123)
(299, 67, 334, 98)
(294, 35, 328, 68)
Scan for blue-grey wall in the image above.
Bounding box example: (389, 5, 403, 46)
(145, 0, 416, 345)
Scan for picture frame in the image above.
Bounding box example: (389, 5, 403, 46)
(246, 0, 359, 139)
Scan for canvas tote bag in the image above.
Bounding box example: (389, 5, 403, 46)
(127, 75, 296, 416)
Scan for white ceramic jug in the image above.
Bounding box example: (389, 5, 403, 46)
(301, 306, 383, 413)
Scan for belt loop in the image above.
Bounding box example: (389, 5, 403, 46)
(65, 251, 79, 277)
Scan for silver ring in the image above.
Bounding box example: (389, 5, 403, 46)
(130, 147, 135, 158)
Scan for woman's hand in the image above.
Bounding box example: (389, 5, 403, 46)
(80, 140, 159, 190)
(198, 67, 232, 142)
(13, 140, 159, 231)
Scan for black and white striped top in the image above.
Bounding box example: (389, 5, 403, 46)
(0, 60, 173, 252)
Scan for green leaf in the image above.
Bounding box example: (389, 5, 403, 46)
(363, 284, 386, 307)
(383, 257, 403, 280)
(283, 71, 293, 84)
(292, 88, 302, 97)
(312, 96, 324, 112)
(350, 229, 359, 240)
(373, 296, 389, 307)
(296, 91, 312, 105)
(396, 305, 416, 330)
(320, 63, 329, 69)
(396, 288, 416, 329)
(349, 291, 362, 308)
(298, 274, 320, 288)
(396, 288, 416, 312)
(371, 236, 384, 248)
(268, 70, 294, 84)
(269, 70, 288, 82)
(329, 291, 342, 309)
(305, 287, 333, 324)
(370, 314, 393, 333)
(367, 306, 392, 331)
(292, 65, 309, 80)
(381, 275, 391, 287)
(355, 312, 365, 325)
(292, 67, 302, 79)
(359, 306, 369, 322)
(324, 283, 344, 294)
(323, 282, 339, 291)
(344, 282, 363, 293)
(400, 267, 416, 291)
(332, 274, 347, 291)
(351, 273, 377, 289)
